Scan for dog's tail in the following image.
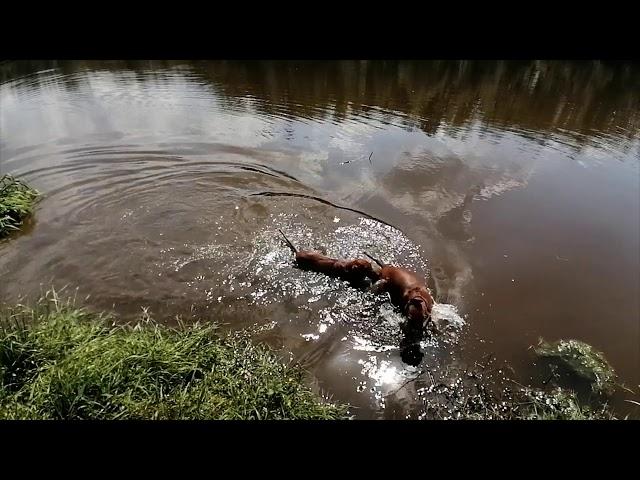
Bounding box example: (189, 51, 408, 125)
(364, 251, 385, 268)
(278, 229, 298, 254)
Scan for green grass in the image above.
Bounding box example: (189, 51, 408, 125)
(534, 338, 617, 396)
(424, 382, 614, 420)
(0, 174, 39, 237)
(415, 356, 616, 420)
(516, 387, 612, 420)
(0, 290, 349, 420)
(444, 383, 614, 420)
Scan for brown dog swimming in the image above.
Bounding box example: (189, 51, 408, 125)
(279, 229, 375, 286)
(364, 252, 435, 331)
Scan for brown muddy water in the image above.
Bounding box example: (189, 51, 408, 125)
(1, 60, 638, 419)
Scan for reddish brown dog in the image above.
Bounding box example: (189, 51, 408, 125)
(279, 229, 376, 285)
(365, 252, 435, 330)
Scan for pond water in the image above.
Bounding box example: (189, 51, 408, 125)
(1, 60, 638, 418)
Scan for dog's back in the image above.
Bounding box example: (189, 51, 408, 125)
(280, 230, 375, 285)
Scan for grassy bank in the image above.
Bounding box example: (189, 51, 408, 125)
(0, 174, 39, 237)
(0, 291, 623, 420)
(0, 291, 349, 420)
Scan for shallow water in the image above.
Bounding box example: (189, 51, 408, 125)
(1, 60, 638, 419)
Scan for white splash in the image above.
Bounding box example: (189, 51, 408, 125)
(431, 302, 466, 331)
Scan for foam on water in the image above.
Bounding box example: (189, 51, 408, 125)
(431, 302, 466, 332)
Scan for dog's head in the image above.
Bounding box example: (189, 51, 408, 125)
(404, 293, 433, 327)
